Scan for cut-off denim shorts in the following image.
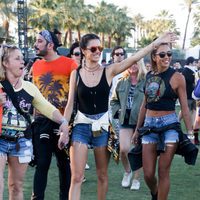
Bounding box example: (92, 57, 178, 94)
(71, 112, 109, 148)
(142, 113, 179, 144)
(0, 138, 33, 163)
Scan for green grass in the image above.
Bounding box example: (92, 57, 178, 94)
(3, 107, 200, 199)
(3, 149, 200, 200)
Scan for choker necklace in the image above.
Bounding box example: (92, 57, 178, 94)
(84, 64, 100, 75)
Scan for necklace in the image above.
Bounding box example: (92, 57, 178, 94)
(84, 64, 100, 75)
(12, 79, 20, 89)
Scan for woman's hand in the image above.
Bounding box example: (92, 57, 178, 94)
(131, 130, 140, 145)
(57, 123, 69, 150)
(154, 32, 178, 48)
(0, 92, 6, 106)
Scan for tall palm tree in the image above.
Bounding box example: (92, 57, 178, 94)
(0, 0, 16, 42)
(182, 0, 198, 49)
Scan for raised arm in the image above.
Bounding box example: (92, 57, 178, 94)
(107, 32, 177, 79)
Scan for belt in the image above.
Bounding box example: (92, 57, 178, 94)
(0, 131, 31, 142)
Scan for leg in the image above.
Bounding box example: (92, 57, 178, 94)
(0, 155, 7, 200)
(119, 128, 133, 187)
(54, 142, 71, 200)
(119, 128, 133, 173)
(142, 143, 158, 195)
(94, 146, 110, 200)
(193, 107, 200, 145)
(69, 142, 88, 200)
(31, 131, 53, 200)
(7, 156, 28, 200)
(157, 143, 177, 200)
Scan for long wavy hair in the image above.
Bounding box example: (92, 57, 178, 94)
(0, 44, 19, 81)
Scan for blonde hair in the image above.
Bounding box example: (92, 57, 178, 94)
(0, 44, 19, 81)
(123, 58, 147, 81)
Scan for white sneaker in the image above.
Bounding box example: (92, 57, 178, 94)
(85, 163, 90, 170)
(121, 171, 132, 187)
(130, 179, 140, 190)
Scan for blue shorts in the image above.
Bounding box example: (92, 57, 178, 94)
(0, 138, 33, 163)
(71, 123, 109, 147)
(142, 113, 179, 144)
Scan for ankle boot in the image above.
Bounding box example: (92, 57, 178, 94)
(151, 192, 157, 200)
(194, 132, 200, 145)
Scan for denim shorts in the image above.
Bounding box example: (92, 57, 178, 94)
(71, 123, 109, 147)
(142, 113, 179, 144)
(0, 138, 33, 163)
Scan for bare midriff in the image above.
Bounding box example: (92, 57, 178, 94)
(146, 110, 175, 117)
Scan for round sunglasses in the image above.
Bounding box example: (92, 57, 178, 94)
(155, 51, 172, 58)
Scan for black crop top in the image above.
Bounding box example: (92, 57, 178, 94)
(77, 68, 111, 115)
(145, 67, 178, 111)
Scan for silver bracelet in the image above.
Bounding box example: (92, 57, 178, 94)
(60, 118, 68, 125)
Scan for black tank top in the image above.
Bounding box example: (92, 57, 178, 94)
(145, 67, 178, 111)
(77, 68, 111, 115)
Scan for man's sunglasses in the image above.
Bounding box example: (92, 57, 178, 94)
(114, 52, 125, 56)
(73, 52, 81, 57)
(86, 46, 104, 53)
(155, 51, 172, 58)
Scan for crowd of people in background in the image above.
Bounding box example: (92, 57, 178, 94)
(0, 29, 199, 200)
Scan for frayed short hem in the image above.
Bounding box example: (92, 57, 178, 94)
(142, 141, 157, 144)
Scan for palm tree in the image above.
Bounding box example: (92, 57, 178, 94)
(182, 0, 198, 49)
(0, 0, 16, 42)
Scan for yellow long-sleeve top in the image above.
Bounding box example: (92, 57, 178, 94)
(0, 79, 57, 132)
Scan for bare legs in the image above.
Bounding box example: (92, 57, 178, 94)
(69, 142, 110, 200)
(143, 143, 177, 200)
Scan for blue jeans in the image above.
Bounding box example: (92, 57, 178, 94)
(142, 113, 179, 144)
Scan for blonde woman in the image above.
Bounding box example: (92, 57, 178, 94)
(0, 44, 68, 200)
(110, 59, 147, 190)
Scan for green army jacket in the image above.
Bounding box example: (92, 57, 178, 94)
(110, 76, 145, 125)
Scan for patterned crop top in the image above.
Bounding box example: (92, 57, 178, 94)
(145, 67, 178, 111)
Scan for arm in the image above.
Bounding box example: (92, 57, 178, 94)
(64, 69, 77, 122)
(174, 73, 193, 133)
(110, 84, 121, 119)
(107, 32, 177, 79)
(132, 97, 147, 144)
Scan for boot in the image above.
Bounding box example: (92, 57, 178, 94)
(194, 131, 200, 145)
(151, 192, 157, 200)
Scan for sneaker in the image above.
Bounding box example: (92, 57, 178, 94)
(130, 179, 140, 190)
(121, 171, 132, 187)
(85, 163, 90, 170)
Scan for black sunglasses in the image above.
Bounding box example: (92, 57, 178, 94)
(155, 51, 172, 58)
(73, 52, 80, 57)
(86, 46, 104, 53)
(114, 52, 125, 56)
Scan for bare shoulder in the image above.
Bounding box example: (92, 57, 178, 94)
(170, 71, 185, 89)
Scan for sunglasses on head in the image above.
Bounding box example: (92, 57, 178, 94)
(155, 51, 172, 58)
(73, 52, 80, 57)
(114, 52, 125, 56)
(87, 46, 103, 53)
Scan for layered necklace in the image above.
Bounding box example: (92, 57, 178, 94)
(84, 63, 100, 75)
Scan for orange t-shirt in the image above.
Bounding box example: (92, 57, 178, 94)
(32, 56, 77, 114)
